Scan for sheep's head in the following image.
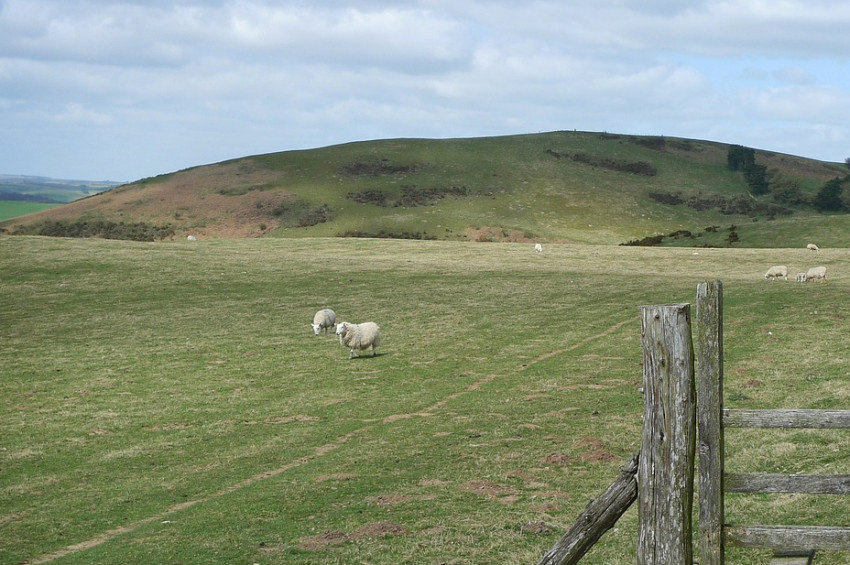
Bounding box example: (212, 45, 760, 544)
(335, 322, 349, 335)
(311, 323, 322, 335)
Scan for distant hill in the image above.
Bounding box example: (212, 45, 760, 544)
(0, 175, 123, 204)
(2, 131, 848, 247)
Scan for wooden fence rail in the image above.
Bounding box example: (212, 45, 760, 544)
(536, 453, 639, 565)
(696, 280, 850, 564)
(538, 281, 850, 564)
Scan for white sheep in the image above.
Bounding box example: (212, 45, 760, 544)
(311, 308, 336, 335)
(187, 234, 197, 241)
(806, 243, 820, 252)
(335, 321, 381, 359)
(534, 243, 543, 253)
(763, 266, 788, 281)
(795, 272, 807, 283)
(805, 266, 827, 282)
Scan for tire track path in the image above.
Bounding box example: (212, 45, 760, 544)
(28, 317, 633, 563)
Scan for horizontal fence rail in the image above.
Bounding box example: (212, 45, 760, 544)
(724, 409, 850, 429)
(726, 525, 850, 552)
(696, 281, 850, 563)
(726, 473, 850, 495)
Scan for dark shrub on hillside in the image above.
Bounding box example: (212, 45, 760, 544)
(339, 229, 437, 240)
(15, 220, 175, 241)
(621, 234, 664, 246)
(772, 184, 809, 206)
(546, 149, 657, 176)
(649, 190, 792, 218)
(347, 190, 389, 206)
(570, 153, 657, 176)
(743, 163, 769, 195)
(218, 183, 274, 196)
(621, 224, 740, 248)
(395, 185, 468, 207)
(339, 160, 418, 177)
(727, 145, 755, 171)
(814, 178, 846, 212)
(648, 192, 684, 205)
(631, 136, 666, 151)
(347, 185, 469, 207)
(272, 201, 332, 227)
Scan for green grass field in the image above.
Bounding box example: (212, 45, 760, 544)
(0, 201, 60, 222)
(2, 236, 848, 564)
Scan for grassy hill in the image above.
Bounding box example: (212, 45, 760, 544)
(2, 131, 847, 246)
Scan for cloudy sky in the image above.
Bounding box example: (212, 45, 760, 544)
(2, 0, 849, 182)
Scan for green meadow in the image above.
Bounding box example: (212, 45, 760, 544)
(0, 201, 60, 222)
(2, 236, 849, 564)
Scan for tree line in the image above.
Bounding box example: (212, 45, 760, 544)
(727, 145, 850, 212)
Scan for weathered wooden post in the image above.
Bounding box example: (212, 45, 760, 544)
(637, 303, 696, 565)
(696, 281, 725, 565)
(536, 452, 639, 565)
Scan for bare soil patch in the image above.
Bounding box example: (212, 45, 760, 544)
(297, 521, 406, 550)
(459, 479, 519, 501)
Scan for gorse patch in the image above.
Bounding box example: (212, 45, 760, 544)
(272, 201, 332, 227)
(339, 160, 420, 177)
(347, 185, 469, 207)
(12, 219, 175, 241)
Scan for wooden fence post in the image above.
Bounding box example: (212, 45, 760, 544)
(637, 303, 696, 565)
(696, 281, 724, 565)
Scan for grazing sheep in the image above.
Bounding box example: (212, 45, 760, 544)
(336, 321, 381, 359)
(806, 243, 820, 252)
(805, 266, 827, 282)
(187, 234, 197, 241)
(311, 308, 336, 335)
(795, 272, 807, 283)
(763, 266, 788, 281)
(534, 243, 543, 253)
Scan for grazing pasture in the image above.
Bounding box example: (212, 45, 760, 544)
(1, 236, 849, 564)
(0, 201, 59, 222)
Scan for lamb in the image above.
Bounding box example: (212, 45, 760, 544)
(763, 266, 788, 281)
(311, 308, 336, 335)
(335, 321, 381, 359)
(534, 243, 543, 253)
(805, 266, 827, 282)
(795, 272, 807, 283)
(806, 243, 820, 252)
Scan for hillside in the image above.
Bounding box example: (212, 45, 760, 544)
(2, 131, 847, 246)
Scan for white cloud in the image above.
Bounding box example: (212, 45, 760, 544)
(1, 0, 849, 179)
(53, 102, 113, 125)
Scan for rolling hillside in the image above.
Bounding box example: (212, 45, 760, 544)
(2, 131, 847, 246)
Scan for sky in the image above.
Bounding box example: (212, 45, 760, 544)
(2, 0, 849, 182)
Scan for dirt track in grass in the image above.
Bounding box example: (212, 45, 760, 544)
(27, 316, 634, 564)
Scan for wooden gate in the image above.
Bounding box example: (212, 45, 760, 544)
(696, 281, 850, 564)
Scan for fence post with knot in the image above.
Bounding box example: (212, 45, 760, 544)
(637, 303, 696, 565)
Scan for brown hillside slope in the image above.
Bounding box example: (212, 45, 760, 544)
(6, 159, 293, 238)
